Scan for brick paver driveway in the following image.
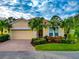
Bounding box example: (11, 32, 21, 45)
(0, 40, 35, 51)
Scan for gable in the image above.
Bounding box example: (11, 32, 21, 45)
(11, 19, 30, 30)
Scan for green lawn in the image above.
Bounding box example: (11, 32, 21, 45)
(35, 43, 79, 51)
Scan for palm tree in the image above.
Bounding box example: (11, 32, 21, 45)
(5, 17, 16, 32)
(0, 20, 7, 35)
(28, 17, 47, 38)
(0, 17, 16, 35)
(5, 17, 16, 24)
(49, 15, 62, 27)
(74, 14, 79, 27)
(62, 16, 76, 39)
(73, 14, 79, 38)
(49, 15, 62, 36)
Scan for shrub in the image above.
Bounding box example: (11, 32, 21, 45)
(47, 36, 55, 43)
(31, 38, 47, 45)
(44, 36, 48, 42)
(0, 34, 10, 42)
(46, 36, 63, 43)
(61, 32, 77, 44)
(61, 39, 77, 44)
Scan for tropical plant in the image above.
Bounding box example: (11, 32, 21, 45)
(73, 14, 79, 39)
(5, 17, 16, 24)
(62, 16, 78, 40)
(0, 17, 16, 35)
(28, 17, 47, 38)
(49, 15, 62, 37)
(0, 20, 7, 35)
(5, 17, 16, 32)
(49, 15, 62, 28)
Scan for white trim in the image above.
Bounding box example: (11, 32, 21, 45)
(11, 28, 31, 30)
(47, 27, 49, 36)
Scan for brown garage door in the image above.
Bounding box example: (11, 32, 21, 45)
(10, 30, 33, 40)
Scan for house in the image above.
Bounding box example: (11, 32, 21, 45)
(10, 18, 64, 40)
(0, 29, 8, 34)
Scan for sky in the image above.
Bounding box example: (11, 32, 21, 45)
(0, 0, 79, 20)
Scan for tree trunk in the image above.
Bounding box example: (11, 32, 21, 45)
(65, 28, 70, 39)
(37, 30, 43, 38)
(8, 28, 10, 32)
(1, 28, 3, 35)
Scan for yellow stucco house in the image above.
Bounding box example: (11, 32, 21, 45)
(0, 29, 8, 34)
(10, 18, 64, 40)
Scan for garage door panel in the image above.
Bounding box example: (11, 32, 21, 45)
(11, 30, 33, 40)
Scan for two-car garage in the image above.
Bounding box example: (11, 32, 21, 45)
(10, 19, 37, 40)
(10, 30, 34, 40)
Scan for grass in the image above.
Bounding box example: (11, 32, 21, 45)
(35, 43, 79, 51)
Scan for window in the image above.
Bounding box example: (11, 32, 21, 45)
(55, 32, 58, 36)
(49, 33, 53, 36)
(54, 27, 58, 36)
(49, 27, 59, 36)
(49, 27, 54, 36)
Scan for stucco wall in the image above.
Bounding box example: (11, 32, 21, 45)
(10, 19, 37, 39)
(12, 20, 30, 29)
(43, 28, 49, 36)
(10, 30, 37, 40)
(43, 27, 64, 37)
(58, 28, 64, 37)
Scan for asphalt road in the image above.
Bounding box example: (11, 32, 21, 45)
(0, 51, 79, 59)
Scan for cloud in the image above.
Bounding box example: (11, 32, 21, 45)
(68, 1, 78, 6)
(9, 0, 19, 5)
(27, 3, 33, 6)
(0, 0, 19, 6)
(0, 6, 34, 19)
(0, 0, 79, 20)
(62, 1, 79, 12)
(60, 13, 76, 19)
(31, 0, 38, 7)
(0, 6, 10, 18)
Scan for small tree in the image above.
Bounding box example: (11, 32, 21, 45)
(0, 20, 7, 35)
(0, 17, 16, 35)
(5, 17, 16, 32)
(62, 16, 77, 40)
(28, 17, 47, 38)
